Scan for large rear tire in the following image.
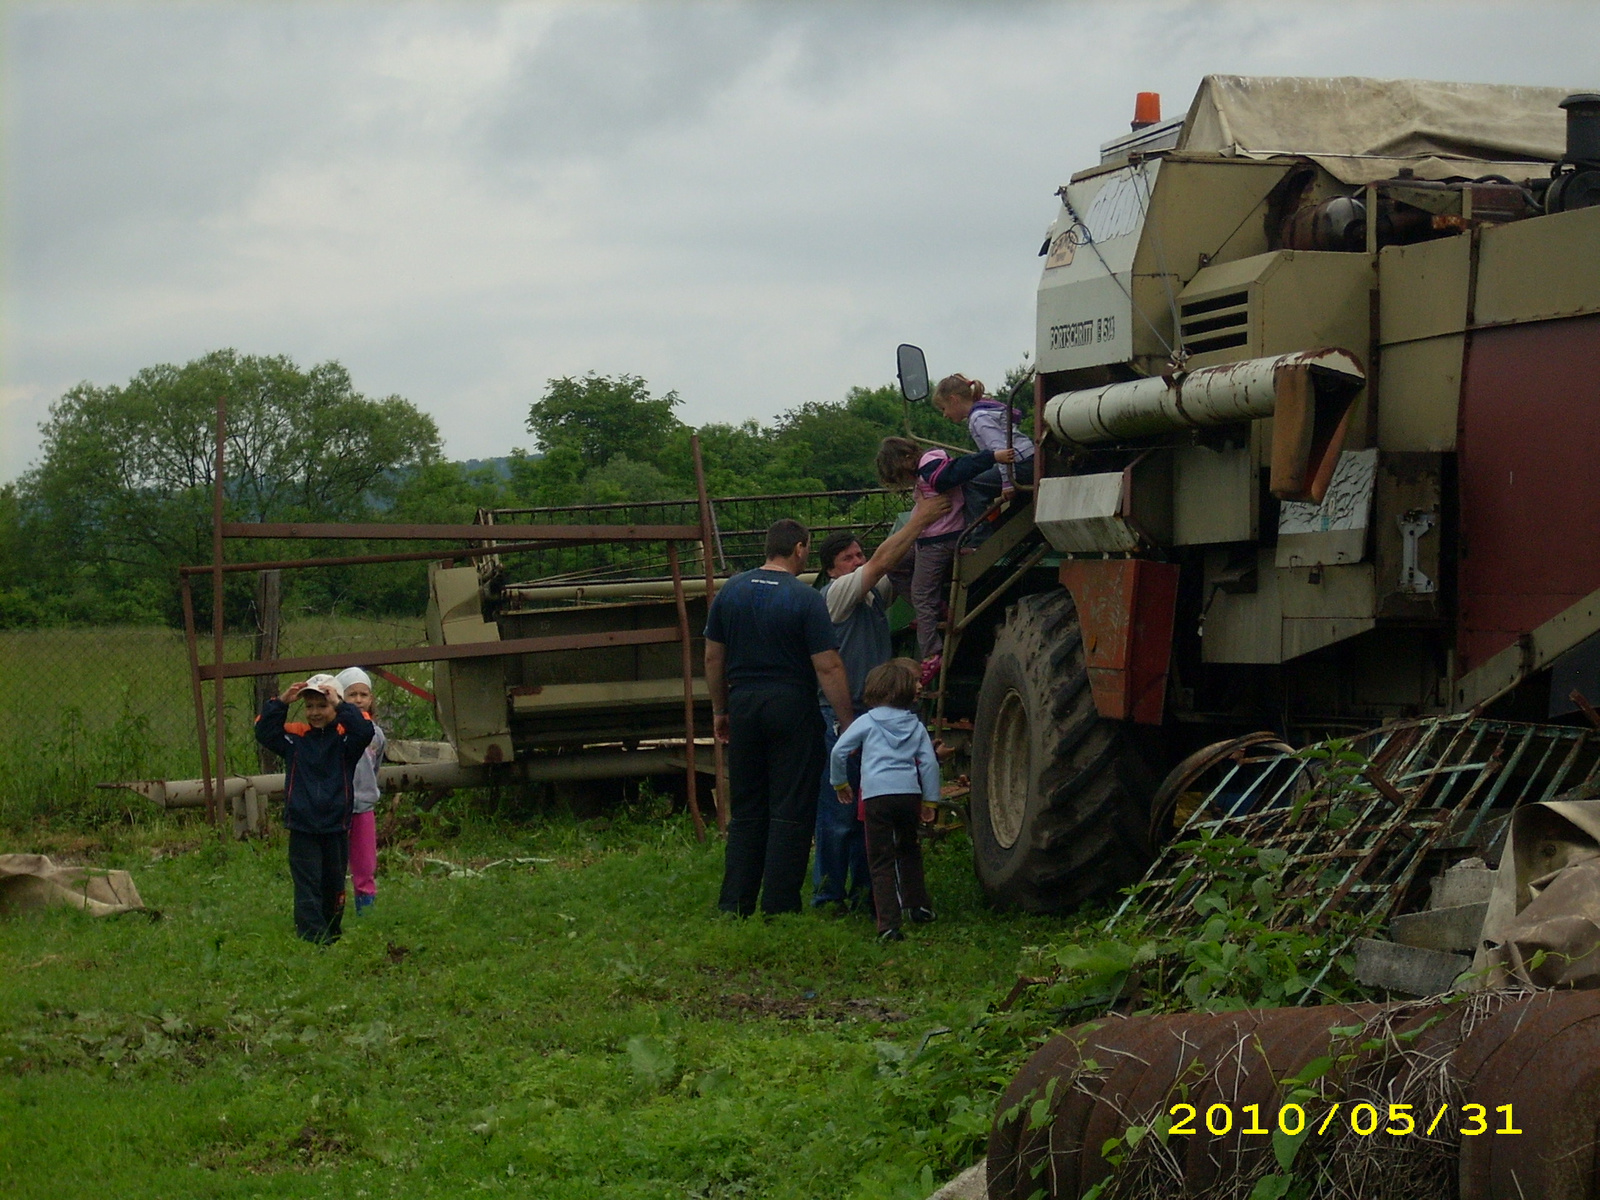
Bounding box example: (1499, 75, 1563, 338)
(969, 589, 1160, 912)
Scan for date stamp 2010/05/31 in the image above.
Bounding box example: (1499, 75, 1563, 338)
(1166, 1102, 1521, 1139)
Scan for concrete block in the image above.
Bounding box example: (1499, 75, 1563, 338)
(1354, 938, 1470, 997)
(1390, 902, 1489, 953)
(1429, 858, 1495, 909)
(926, 1164, 987, 1200)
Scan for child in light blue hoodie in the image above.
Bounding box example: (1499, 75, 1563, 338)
(830, 658, 941, 942)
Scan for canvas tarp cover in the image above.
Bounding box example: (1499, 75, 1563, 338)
(1178, 75, 1574, 185)
(0, 853, 147, 917)
(1475, 800, 1600, 990)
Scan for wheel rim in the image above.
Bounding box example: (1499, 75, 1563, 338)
(988, 688, 1031, 849)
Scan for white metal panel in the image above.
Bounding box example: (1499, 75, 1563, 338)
(1276, 448, 1378, 567)
(1033, 474, 1142, 554)
(1173, 445, 1255, 545)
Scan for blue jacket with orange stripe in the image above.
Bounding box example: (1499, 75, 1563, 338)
(255, 698, 375, 834)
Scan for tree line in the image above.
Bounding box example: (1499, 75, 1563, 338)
(0, 348, 1007, 628)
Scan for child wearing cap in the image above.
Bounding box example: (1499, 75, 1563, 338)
(255, 673, 374, 944)
(335, 667, 386, 915)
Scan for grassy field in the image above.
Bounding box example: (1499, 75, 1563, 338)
(0, 620, 441, 829)
(0, 806, 1067, 1200)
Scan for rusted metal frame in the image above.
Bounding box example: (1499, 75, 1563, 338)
(1227, 755, 1306, 817)
(1267, 771, 1412, 922)
(1258, 753, 1319, 813)
(1277, 768, 1370, 872)
(1577, 739, 1600, 788)
(1412, 725, 1497, 813)
(951, 546, 1051, 636)
(486, 486, 893, 518)
(199, 627, 684, 681)
(1297, 794, 1421, 927)
(1509, 729, 1564, 805)
(177, 538, 565, 576)
(1458, 724, 1539, 841)
(1571, 689, 1600, 730)
(1120, 724, 1442, 934)
(1310, 730, 1509, 928)
(691, 435, 729, 835)
(1536, 728, 1593, 803)
(1386, 715, 1464, 784)
(221, 521, 703, 542)
(212, 394, 227, 834)
(369, 666, 435, 703)
(934, 533, 1042, 729)
(180, 577, 215, 822)
(1394, 718, 1484, 808)
(1349, 779, 1491, 924)
(1112, 759, 1301, 929)
(496, 520, 893, 591)
(666, 542, 707, 843)
(1113, 756, 1303, 928)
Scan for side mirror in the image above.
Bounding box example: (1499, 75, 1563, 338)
(897, 344, 930, 403)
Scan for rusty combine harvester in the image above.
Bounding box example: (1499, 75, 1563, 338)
(883, 75, 1600, 914)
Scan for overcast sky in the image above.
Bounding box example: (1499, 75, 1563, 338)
(3, 1, 1595, 481)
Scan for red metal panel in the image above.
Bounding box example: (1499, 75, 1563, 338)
(1457, 314, 1600, 670)
(1057, 560, 1180, 724)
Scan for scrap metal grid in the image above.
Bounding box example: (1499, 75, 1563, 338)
(1111, 716, 1600, 938)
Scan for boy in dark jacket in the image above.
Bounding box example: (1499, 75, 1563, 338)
(255, 673, 374, 944)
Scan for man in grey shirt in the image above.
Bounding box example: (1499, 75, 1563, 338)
(812, 491, 950, 910)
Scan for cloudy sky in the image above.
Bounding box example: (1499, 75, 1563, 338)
(3, 1, 1595, 481)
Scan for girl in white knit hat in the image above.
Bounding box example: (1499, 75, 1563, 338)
(336, 667, 387, 914)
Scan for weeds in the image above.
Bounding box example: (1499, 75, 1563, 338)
(0, 812, 1064, 1199)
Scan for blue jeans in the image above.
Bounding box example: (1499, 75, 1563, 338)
(813, 707, 870, 908)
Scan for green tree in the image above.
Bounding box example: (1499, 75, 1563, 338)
(14, 349, 441, 625)
(525, 373, 684, 471)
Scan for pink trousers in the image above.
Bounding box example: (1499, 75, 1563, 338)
(349, 810, 377, 898)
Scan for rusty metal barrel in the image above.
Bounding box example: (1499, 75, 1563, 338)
(986, 990, 1600, 1200)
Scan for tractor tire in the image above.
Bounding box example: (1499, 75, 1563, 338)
(969, 588, 1160, 913)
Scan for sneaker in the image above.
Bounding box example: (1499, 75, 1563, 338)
(355, 894, 375, 915)
(907, 907, 936, 924)
(878, 927, 905, 943)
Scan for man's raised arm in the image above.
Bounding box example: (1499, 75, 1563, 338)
(857, 492, 952, 593)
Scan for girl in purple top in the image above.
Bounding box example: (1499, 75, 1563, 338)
(932, 375, 1037, 512)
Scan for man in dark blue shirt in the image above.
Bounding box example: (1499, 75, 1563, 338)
(705, 518, 854, 915)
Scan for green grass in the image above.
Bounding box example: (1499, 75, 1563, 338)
(0, 620, 441, 829)
(0, 808, 1065, 1199)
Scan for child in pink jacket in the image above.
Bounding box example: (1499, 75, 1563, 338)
(876, 436, 1016, 672)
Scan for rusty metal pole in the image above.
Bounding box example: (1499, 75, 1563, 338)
(180, 576, 215, 821)
(666, 542, 706, 842)
(253, 570, 282, 774)
(212, 394, 227, 835)
(691, 436, 729, 834)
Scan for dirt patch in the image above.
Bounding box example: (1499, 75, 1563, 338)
(701, 992, 909, 1024)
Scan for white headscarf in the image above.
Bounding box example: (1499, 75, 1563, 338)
(335, 667, 372, 693)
